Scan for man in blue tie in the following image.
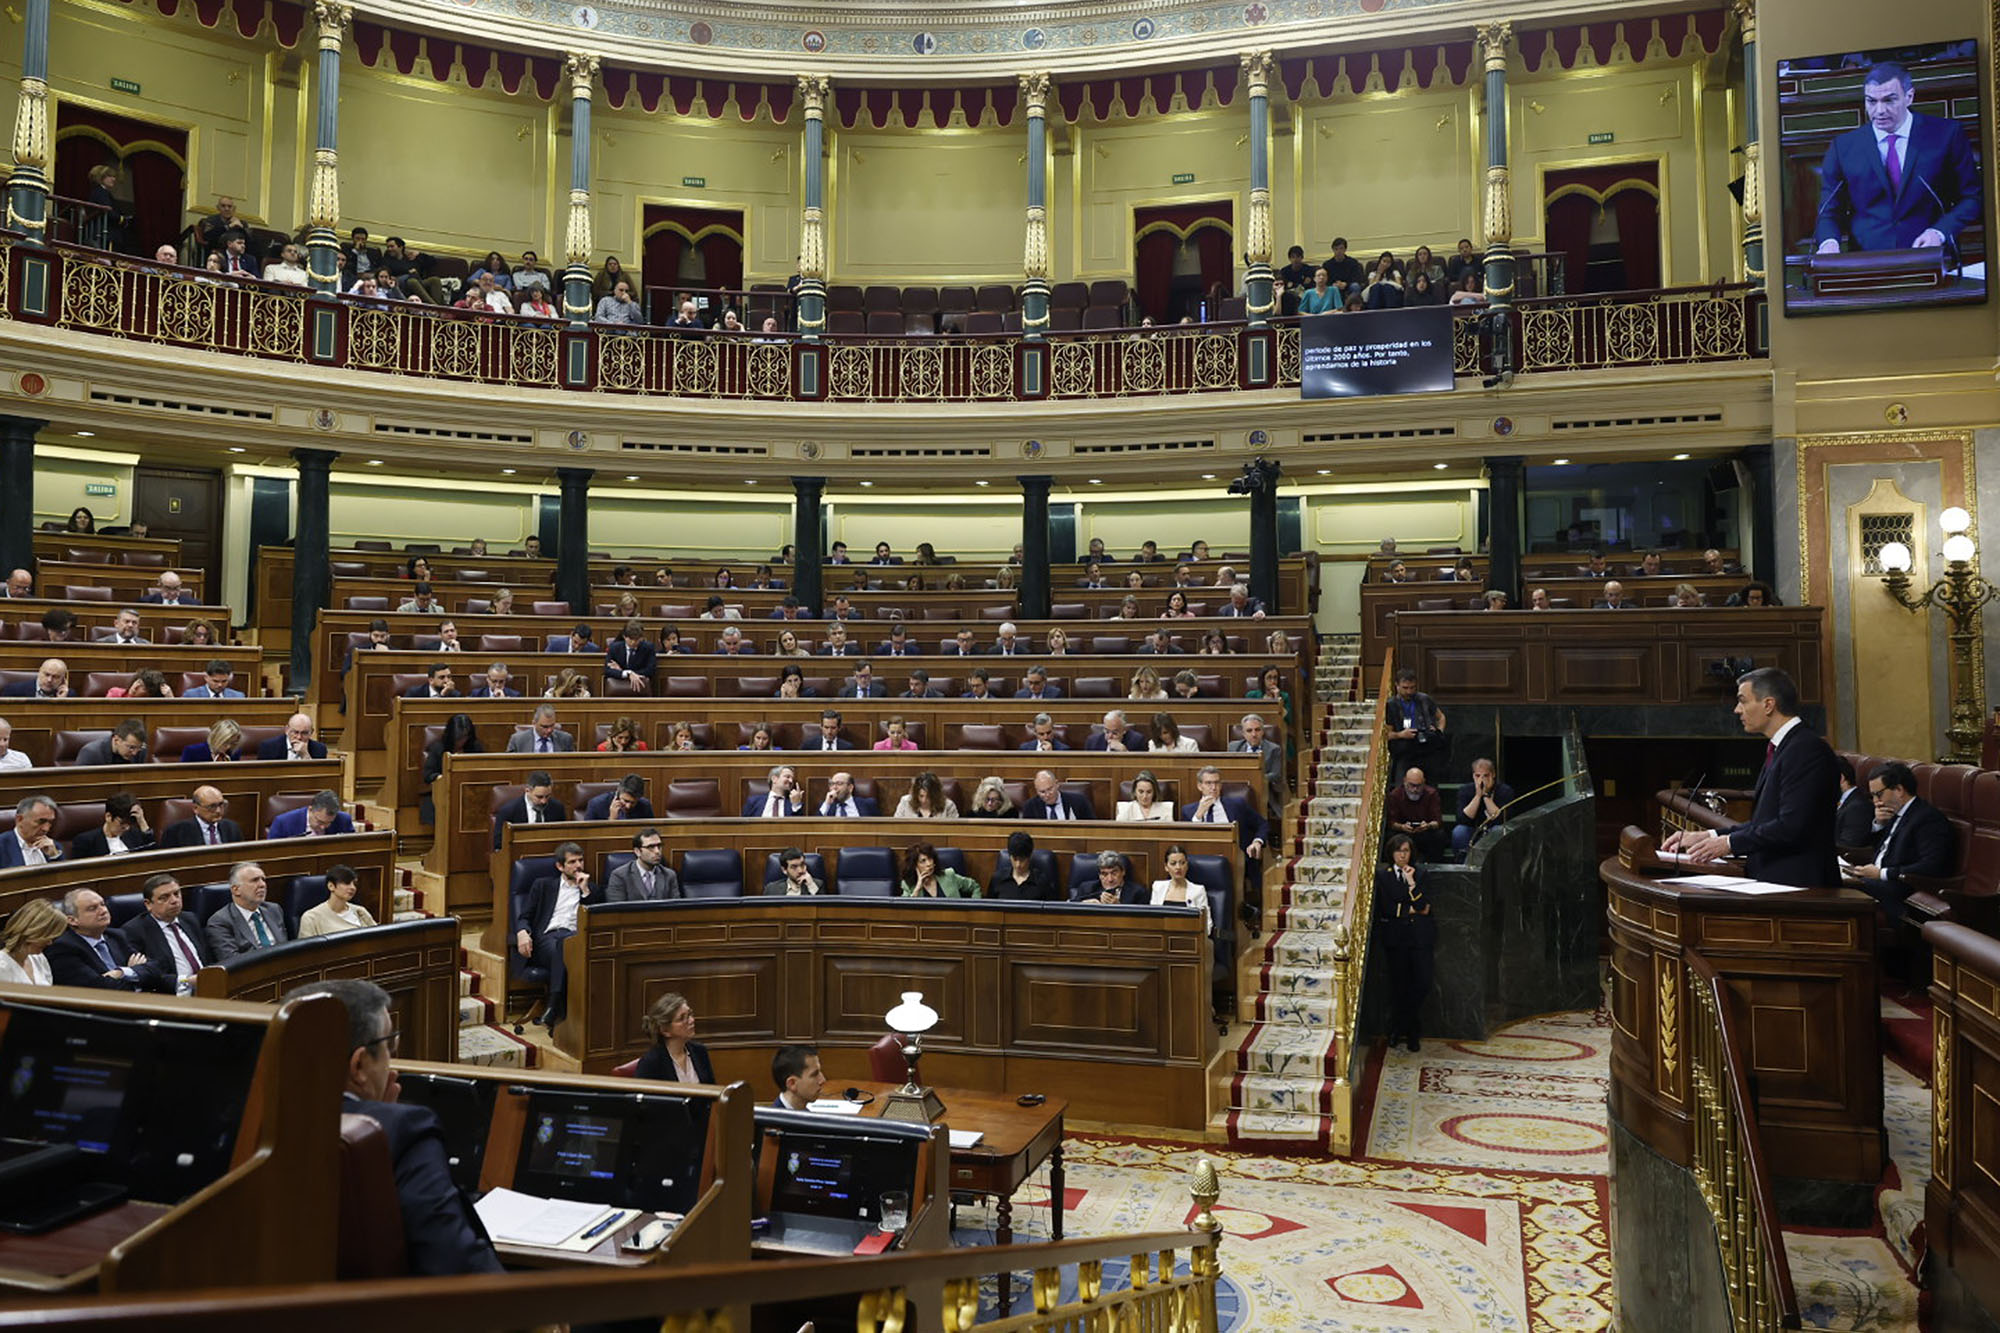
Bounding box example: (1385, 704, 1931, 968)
(45, 888, 170, 991)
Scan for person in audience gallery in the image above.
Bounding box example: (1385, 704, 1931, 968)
(508, 703, 577, 754)
(0, 718, 29, 771)
(900, 841, 982, 898)
(297, 864, 379, 938)
(0, 899, 65, 987)
(47, 888, 168, 992)
(1377, 832, 1437, 1053)
(1076, 851, 1145, 906)
(74, 717, 150, 767)
(585, 773, 654, 821)
(773, 1044, 826, 1111)
(636, 991, 713, 1083)
(517, 841, 592, 1032)
(261, 712, 328, 760)
(895, 771, 960, 820)
(1149, 844, 1212, 934)
(592, 256, 635, 300)
(270, 789, 355, 838)
(967, 775, 1016, 819)
(604, 827, 681, 902)
(180, 718, 246, 763)
(1297, 267, 1339, 315)
(1117, 770, 1174, 823)
(492, 770, 566, 849)
(594, 279, 645, 325)
(743, 765, 805, 818)
(764, 847, 826, 897)
(205, 862, 288, 961)
(71, 792, 155, 858)
(160, 785, 243, 848)
(1, 657, 70, 698)
(988, 830, 1058, 900)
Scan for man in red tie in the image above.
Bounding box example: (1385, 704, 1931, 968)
(131, 873, 211, 995)
(160, 785, 245, 848)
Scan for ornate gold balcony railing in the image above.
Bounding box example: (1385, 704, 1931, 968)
(2, 234, 1767, 403)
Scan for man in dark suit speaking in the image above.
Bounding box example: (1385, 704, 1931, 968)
(1814, 62, 1981, 256)
(1664, 667, 1839, 887)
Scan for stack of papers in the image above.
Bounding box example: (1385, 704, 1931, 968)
(948, 1130, 985, 1149)
(805, 1098, 866, 1116)
(1662, 874, 1805, 895)
(475, 1188, 621, 1249)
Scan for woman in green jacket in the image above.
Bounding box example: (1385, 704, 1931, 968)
(899, 841, 982, 898)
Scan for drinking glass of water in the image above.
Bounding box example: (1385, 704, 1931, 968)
(878, 1190, 910, 1234)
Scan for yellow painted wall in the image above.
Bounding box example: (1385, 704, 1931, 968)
(34, 452, 137, 531)
(829, 131, 1023, 282)
(1298, 83, 1479, 258)
(595, 111, 797, 276)
(328, 479, 537, 551)
(1072, 111, 1251, 281)
(1307, 488, 1481, 632)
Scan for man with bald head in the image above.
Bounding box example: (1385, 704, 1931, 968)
(257, 712, 328, 760)
(0, 658, 68, 697)
(141, 571, 190, 606)
(1087, 709, 1147, 752)
(0, 569, 30, 599)
(46, 888, 169, 992)
(160, 785, 245, 847)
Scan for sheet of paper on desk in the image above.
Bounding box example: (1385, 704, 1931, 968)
(475, 1187, 616, 1247)
(1668, 877, 1806, 895)
(949, 1130, 984, 1149)
(806, 1099, 866, 1115)
(1663, 875, 1755, 888)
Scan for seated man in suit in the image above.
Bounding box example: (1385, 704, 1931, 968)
(1, 567, 31, 598)
(0, 794, 63, 868)
(1814, 61, 1981, 257)
(131, 873, 209, 995)
(270, 789, 355, 838)
(839, 661, 888, 698)
(826, 595, 863, 621)
(181, 659, 246, 700)
(1846, 760, 1958, 919)
(259, 712, 329, 761)
(71, 791, 156, 859)
(395, 581, 440, 614)
(1576, 551, 1612, 579)
(507, 703, 576, 755)
(205, 862, 289, 961)
(877, 624, 916, 657)
(1139, 628, 1184, 655)
(801, 709, 855, 752)
(433, 620, 464, 654)
(47, 888, 168, 992)
(987, 622, 1027, 656)
(140, 571, 193, 606)
(584, 773, 655, 821)
(605, 617, 656, 693)
(1219, 583, 1266, 619)
(899, 668, 942, 699)
(105, 607, 149, 646)
(871, 542, 902, 566)
(743, 764, 805, 818)
(716, 625, 756, 655)
(1595, 580, 1630, 610)
(1016, 665, 1062, 700)
(816, 770, 879, 818)
(1230, 713, 1287, 811)
(603, 827, 681, 901)
(492, 770, 566, 849)
(1834, 756, 1881, 853)
(1023, 768, 1096, 822)
(773, 1044, 826, 1111)
(1020, 712, 1071, 752)
(962, 667, 998, 701)
(282, 978, 504, 1274)
(1088, 708, 1148, 752)
(403, 662, 460, 699)
(1181, 764, 1269, 861)
(942, 629, 978, 657)
(763, 846, 827, 896)
(516, 841, 592, 1031)
(74, 717, 150, 766)
(1, 657, 69, 698)
(160, 785, 244, 847)
(769, 596, 806, 621)
(819, 622, 858, 656)
(554, 623, 600, 654)
(468, 663, 520, 698)
(1073, 850, 1146, 905)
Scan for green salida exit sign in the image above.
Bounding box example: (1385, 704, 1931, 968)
(1171, 172, 1196, 185)
(681, 176, 706, 188)
(84, 483, 117, 497)
(110, 77, 141, 95)
(1588, 131, 1615, 145)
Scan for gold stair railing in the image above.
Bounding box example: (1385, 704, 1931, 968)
(1328, 652, 1394, 1154)
(1684, 950, 1802, 1332)
(6, 1163, 1226, 1333)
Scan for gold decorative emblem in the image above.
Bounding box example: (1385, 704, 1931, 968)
(1657, 960, 1679, 1086)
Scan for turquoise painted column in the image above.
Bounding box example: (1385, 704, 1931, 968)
(562, 53, 600, 327)
(1735, 0, 1764, 283)
(1476, 22, 1516, 308)
(4, 0, 53, 245)
(796, 75, 831, 339)
(304, 1, 352, 293)
(1019, 71, 1051, 338)
(1242, 51, 1276, 325)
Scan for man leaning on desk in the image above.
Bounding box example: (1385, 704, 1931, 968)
(286, 978, 504, 1275)
(1662, 667, 1840, 888)
(1813, 61, 1981, 258)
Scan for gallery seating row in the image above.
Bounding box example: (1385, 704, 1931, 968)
(26, 561, 211, 603)
(1360, 574, 1757, 664)
(31, 531, 183, 567)
(0, 599, 232, 642)
(0, 699, 307, 768)
(0, 758, 348, 856)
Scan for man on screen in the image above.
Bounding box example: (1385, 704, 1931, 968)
(1813, 62, 1981, 256)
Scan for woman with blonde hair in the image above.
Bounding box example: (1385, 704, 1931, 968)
(545, 668, 592, 699)
(0, 900, 65, 985)
(598, 716, 648, 752)
(636, 991, 712, 1083)
(966, 775, 1015, 818)
(183, 718, 243, 762)
(1128, 665, 1168, 702)
(1045, 626, 1071, 655)
(776, 628, 809, 657)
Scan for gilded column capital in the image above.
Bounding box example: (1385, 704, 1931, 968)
(799, 204, 826, 282)
(565, 52, 600, 99)
(1239, 50, 1274, 98)
(307, 146, 341, 230)
(1730, 0, 1756, 46)
(1482, 164, 1512, 249)
(565, 187, 593, 268)
(313, 1, 351, 51)
(1018, 71, 1051, 118)
(1023, 203, 1049, 282)
(798, 74, 831, 119)
(1476, 21, 1513, 73)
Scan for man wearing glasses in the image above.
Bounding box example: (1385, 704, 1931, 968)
(283, 978, 503, 1275)
(605, 828, 681, 901)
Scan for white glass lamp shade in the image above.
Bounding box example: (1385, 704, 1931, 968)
(885, 991, 939, 1036)
(1941, 507, 1972, 535)
(1878, 541, 1913, 573)
(1943, 534, 1977, 564)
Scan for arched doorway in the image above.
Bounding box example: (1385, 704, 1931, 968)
(641, 205, 745, 320)
(53, 104, 188, 255)
(1133, 202, 1234, 323)
(1542, 163, 1660, 294)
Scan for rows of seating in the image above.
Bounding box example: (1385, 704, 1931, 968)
(334, 586, 1280, 620)
(31, 545, 175, 567)
(810, 279, 1133, 336)
(0, 758, 346, 844)
(0, 667, 260, 698)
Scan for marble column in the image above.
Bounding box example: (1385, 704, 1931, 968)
(1247, 463, 1281, 613)
(1740, 444, 1775, 585)
(1734, 0, 1764, 283)
(1018, 476, 1052, 620)
(791, 476, 826, 616)
(561, 53, 600, 327)
(1485, 456, 1524, 605)
(795, 75, 831, 339)
(288, 448, 337, 693)
(4, 0, 52, 245)
(1019, 72, 1052, 338)
(556, 468, 592, 617)
(305, 2, 351, 293)
(0, 417, 43, 579)
(1476, 22, 1516, 307)
(1241, 51, 1276, 325)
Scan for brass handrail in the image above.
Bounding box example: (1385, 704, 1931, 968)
(1329, 650, 1394, 1154)
(1683, 950, 1802, 1331)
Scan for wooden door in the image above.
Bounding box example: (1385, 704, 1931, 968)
(133, 466, 223, 616)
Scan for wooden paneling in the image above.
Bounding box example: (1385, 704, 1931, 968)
(22, 565, 211, 605)
(1361, 574, 1758, 666)
(1926, 923, 2000, 1321)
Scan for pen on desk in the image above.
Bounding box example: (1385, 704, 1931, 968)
(581, 1210, 626, 1241)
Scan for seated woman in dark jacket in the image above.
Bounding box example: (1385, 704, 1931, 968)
(986, 830, 1059, 901)
(419, 713, 484, 825)
(634, 991, 713, 1083)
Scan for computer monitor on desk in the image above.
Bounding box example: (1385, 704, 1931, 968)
(511, 1087, 703, 1216)
(754, 1108, 930, 1255)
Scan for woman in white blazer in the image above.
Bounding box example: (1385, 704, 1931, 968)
(1148, 845, 1212, 935)
(1115, 770, 1175, 823)
(0, 900, 64, 986)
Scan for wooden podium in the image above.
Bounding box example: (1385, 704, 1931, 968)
(1604, 839, 1883, 1183)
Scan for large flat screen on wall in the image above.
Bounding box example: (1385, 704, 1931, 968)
(1298, 305, 1455, 399)
(1776, 40, 1987, 316)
